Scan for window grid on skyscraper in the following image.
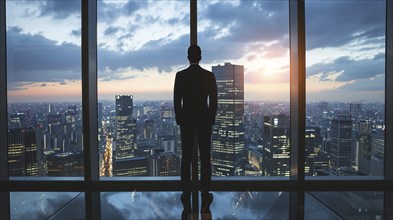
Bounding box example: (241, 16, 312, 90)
(0, 0, 392, 219)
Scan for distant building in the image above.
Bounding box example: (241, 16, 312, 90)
(113, 156, 149, 176)
(46, 151, 83, 176)
(212, 63, 245, 176)
(8, 127, 42, 176)
(150, 152, 180, 176)
(143, 119, 155, 139)
(329, 115, 352, 169)
(370, 133, 384, 176)
(305, 127, 321, 176)
(262, 114, 290, 176)
(9, 113, 29, 129)
(350, 103, 361, 132)
(358, 120, 372, 175)
(158, 134, 175, 153)
(115, 95, 137, 159)
(160, 103, 174, 119)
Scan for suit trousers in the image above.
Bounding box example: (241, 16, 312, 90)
(180, 123, 212, 196)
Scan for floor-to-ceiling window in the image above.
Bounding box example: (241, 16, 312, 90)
(0, 1, 391, 219)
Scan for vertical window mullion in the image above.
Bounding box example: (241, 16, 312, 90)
(289, 0, 305, 219)
(385, 0, 393, 218)
(0, 0, 10, 219)
(190, 0, 199, 215)
(190, 0, 197, 45)
(82, 0, 100, 219)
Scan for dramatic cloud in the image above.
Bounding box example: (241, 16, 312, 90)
(306, 1, 385, 50)
(339, 74, 385, 92)
(197, 1, 289, 63)
(71, 29, 81, 37)
(39, 0, 80, 19)
(97, 34, 189, 77)
(201, 1, 288, 44)
(307, 53, 384, 82)
(6, 0, 387, 101)
(98, 0, 147, 24)
(7, 26, 81, 86)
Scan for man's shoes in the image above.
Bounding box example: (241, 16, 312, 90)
(201, 193, 213, 213)
(182, 208, 192, 220)
(181, 193, 192, 220)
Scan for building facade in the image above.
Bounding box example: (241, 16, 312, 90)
(211, 63, 245, 176)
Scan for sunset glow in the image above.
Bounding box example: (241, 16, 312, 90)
(6, 1, 385, 103)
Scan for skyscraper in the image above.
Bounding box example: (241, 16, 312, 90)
(8, 127, 41, 176)
(329, 115, 353, 169)
(350, 103, 361, 132)
(262, 114, 290, 176)
(150, 152, 180, 176)
(211, 63, 244, 176)
(305, 127, 321, 175)
(115, 95, 137, 160)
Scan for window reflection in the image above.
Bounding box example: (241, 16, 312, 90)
(209, 191, 288, 219)
(10, 192, 84, 220)
(101, 192, 182, 219)
(305, 192, 383, 219)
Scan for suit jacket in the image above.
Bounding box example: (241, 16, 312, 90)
(174, 64, 217, 126)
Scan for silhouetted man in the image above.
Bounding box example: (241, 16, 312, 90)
(174, 45, 217, 218)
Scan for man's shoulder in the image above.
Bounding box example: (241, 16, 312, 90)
(197, 66, 214, 76)
(176, 65, 214, 76)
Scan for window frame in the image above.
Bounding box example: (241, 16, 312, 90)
(0, 0, 391, 219)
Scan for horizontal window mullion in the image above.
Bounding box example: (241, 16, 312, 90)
(2, 179, 391, 192)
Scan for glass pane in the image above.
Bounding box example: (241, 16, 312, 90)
(6, 1, 83, 177)
(198, 1, 290, 176)
(305, 1, 385, 177)
(10, 192, 84, 220)
(101, 192, 182, 219)
(305, 191, 383, 219)
(97, 0, 188, 177)
(210, 191, 288, 219)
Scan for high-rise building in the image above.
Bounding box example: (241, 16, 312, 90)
(114, 95, 137, 160)
(143, 119, 155, 139)
(329, 115, 353, 169)
(116, 95, 133, 116)
(150, 152, 180, 176)
(370, 133, 384, 176)
(212, 63, 244, 176)
(358, 120, 372, 174)
(98, 102, 103, 129)
(262, 114, 290, 176)
(350, 103, 361, 132)
(113, 156, 149, 176)
(9, 113, 28, 129)
(8, 127, 41, 176)
(305, 127, 321, 175)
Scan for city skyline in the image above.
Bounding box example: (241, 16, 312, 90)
(5, 1, 386, 103)
(7, 99, 385, 178)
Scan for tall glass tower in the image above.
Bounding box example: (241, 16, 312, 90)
(212, 63, 244, 176)
(329, 115, 352, 169)
(262, 115, 290, 176)
(114, 95, 137, 160)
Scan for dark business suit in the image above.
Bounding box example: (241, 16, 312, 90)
(174, 63, 217, 196)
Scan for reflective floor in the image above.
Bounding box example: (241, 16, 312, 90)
(9, 191, 383, 219)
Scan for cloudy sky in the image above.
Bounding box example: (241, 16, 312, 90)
(6, 0, 386, 103)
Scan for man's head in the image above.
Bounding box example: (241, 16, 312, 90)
(187, 45, 202, 63)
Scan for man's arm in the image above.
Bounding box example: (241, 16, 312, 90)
(209, 73, 218, 125)
(174, 72, 183, 126)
